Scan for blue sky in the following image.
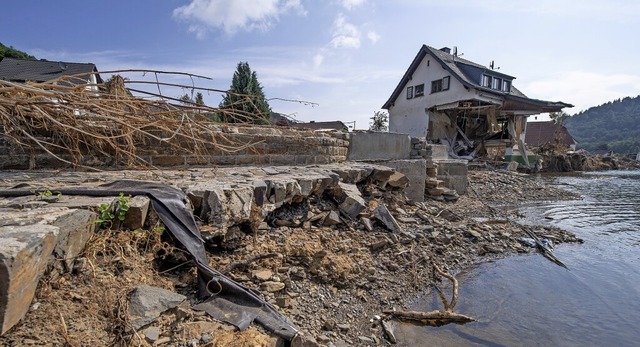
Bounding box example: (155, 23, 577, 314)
(3, 0, 640, 129)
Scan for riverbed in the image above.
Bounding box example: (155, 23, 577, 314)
(398, 170, 640, 346)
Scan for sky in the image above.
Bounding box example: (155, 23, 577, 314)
(3, 0, 640, 129)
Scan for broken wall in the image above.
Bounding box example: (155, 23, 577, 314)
(0, 126, 349, 170)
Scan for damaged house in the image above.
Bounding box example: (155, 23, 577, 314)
(382, 45, 572, 167)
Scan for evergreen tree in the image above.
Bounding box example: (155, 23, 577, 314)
(219, 62, 271, 124)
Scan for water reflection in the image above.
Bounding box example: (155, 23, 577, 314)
(399, 170, 640, 346)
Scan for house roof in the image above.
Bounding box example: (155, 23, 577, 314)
(0, 57, 103, 84)
(289, 121, 348, 131)
(525, 121, 576, 146)
(382, 45, 573, 111)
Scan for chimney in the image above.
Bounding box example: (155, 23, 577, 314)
(440, 47, 451, 54)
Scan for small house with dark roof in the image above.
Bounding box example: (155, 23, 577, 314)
(382, 45, 572, 166)
(289, 120, 348, 132)
(0, 57, 102, 89)
(524, 121, 577, 150)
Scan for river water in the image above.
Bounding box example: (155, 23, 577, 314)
(398, 170, 640, 346)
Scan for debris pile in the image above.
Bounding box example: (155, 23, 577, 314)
(532, 143, 640, 172)
(0, 166, 583, 346)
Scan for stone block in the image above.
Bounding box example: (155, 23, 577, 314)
(426, 144, 449, 160)
(434, 159, 468, 194)
(373, 204, 402, 232)
(347, 132, 411, 161)
(374, 160, 427, 203)
(0, 224, 58, 334)
(122, 196, 150, 230)
(0, 207, 94, 335)
(203, 186, 254, 227)
(332, 183, 366, 219)
(128, 285, 186, 329)
(151, 155, 185, 167)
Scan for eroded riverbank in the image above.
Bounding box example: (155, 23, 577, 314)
(0, 167, 582, 346)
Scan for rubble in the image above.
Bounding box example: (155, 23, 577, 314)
(0, 165, 584, 346)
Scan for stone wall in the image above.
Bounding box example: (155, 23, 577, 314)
(0, 125, 349, 170)
(347, 132, 411, 161)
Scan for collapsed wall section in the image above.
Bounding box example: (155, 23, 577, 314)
(0, 125, 349, 170)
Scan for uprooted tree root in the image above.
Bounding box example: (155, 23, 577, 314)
(0, 70, 289, 170)
(383, 265, 475, 327)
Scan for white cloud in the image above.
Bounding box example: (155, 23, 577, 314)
(330, 14, 361, 49)
(337, 0, 367, 10)
(522, 71, 640, 113)
(313, 53, 325, 68)
(367, 30, 380, 44)
(173, 0, 306, 37)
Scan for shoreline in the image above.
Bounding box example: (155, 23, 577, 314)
(0, 168, 585, 346)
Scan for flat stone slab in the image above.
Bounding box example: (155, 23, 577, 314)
(0, 207, 95, 335)
(128, 285, 186, 329)
(0, 223, 59, 335)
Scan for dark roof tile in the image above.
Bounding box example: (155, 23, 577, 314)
(0, 57, 102, 84)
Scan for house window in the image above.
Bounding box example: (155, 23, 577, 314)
(431, 76, 450, 93)
(502, 80, 510, 92)
(431, 79, 442, 93)
(415, 84, 425, 97)
(406, 86, 414, 99)
(492, 77, 502, 90)
(481, 74, 491, 88)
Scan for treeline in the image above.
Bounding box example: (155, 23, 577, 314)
(565, 95, 640, 154)
(0, 42, 36, 60)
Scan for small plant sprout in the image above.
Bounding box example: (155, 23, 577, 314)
(95, 193, 131, 228)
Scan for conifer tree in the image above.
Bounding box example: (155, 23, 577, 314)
(219, 62, 271, 124)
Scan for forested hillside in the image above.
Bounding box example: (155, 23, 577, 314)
(565, 96, 640, 154)
(0, 42, 36, 60)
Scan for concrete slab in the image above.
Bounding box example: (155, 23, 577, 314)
(434, 159, 468, 194)
(347, 132, 411, 161)
(374, 159, 427, 203)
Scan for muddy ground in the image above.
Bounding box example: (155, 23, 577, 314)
(0, 168, 583, 347)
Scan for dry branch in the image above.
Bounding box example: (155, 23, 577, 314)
(383, 264, 475, 328)
(0, 69, 283, 170)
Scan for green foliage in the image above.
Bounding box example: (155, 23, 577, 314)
(35, 190, 61, 198)
(0, 42, 36, 60)
(195, 92, 204, 106)
(219, 62, 271, 124)
(95, 193, 131, 228)
(369, 110, 389, 131)
(565, 95, 640, 154)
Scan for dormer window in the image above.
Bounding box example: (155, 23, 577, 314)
(492, 77, 502, 90)
(502, 80, 510, 92)
(481, 75, 491, 88)
(483, 74, 510, 92)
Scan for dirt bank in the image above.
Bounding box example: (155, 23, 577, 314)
(0, 169, 583, 347)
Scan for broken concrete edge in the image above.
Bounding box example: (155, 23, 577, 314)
(0, 207, 99, 335)
(0, 163, 411, 336)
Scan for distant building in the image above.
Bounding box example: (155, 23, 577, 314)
(524, 121, 577, 150)
(289, 120, 348, 132)
(382, 44, 572, 166)
(0, 57, 102, 90)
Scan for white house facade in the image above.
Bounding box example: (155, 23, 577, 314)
(383, 45, 572, 166)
